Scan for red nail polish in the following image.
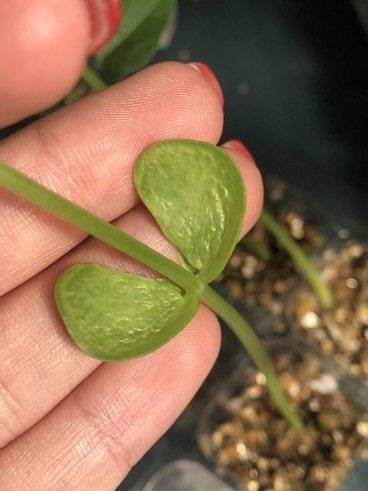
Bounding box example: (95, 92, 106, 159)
(188, 62, 224, 107)
(223, 140, 256, 164)
(86, 0, 121, 55)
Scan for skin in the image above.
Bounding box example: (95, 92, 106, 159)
(0, 3, 263, 489)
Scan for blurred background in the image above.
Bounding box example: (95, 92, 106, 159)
(153, 0, 368, 227)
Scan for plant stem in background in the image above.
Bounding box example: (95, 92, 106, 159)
(82, 66, 107, 92)
(260, 208, 333, 310)
(0, 160, 302, 427)
(201, 285, 303, 428)
(240, 234, 271, 262)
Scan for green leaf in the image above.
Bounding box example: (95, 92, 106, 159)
(55, 264, 199, 361)
(135, 140, 246, 284)
(97, 0, 175, 83)
(97, 0, 162, 62)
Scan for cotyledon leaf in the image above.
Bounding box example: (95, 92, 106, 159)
(55, 264, 199, 361)
(134, 140, 246, 284)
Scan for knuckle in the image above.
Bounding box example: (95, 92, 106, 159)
(30, 120, 101, 202)
(70, 393, 135, 481)
(0, 374, 28, 448)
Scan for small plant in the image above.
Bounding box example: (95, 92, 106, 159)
(0, 1, 334, 433)
(259, 209, 333, 310)
(0, 140, 302, 428)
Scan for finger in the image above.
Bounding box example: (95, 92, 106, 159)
(0, 205, 173, 449)
(221, 139, 264, 235)
(0, 0, 121, 127)
(0, 149, 262, 448)
(0, 61, 224, 297)
(0, 306, 221, 490)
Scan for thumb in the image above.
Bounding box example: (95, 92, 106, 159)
(0, 0, 120, 128)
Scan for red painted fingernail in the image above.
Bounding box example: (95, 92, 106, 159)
(188, 62, 224, 107)
(85, 0, 121, 55)
(223, 139, 256, 164)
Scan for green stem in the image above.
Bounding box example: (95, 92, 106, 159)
(0, 161, 302, 427)
(201, 285, 303, 428)
(260, 209, 333, 309)
(240, 234, 271, 262)
(0, 162, 200, 294)
(82, 66, 107, 92)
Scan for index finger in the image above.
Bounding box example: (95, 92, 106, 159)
(0, 61, 224, 296)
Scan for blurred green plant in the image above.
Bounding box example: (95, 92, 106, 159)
(96, 0, 176, 83)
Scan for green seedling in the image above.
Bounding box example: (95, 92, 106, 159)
(260, 209, 333, 309)
(0, 140, 302, 427)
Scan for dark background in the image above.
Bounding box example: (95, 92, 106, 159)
(119, 1, 368, 488)
(154, 0, 368, 229)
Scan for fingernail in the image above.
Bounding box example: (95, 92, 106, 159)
(222, 139, 256, 164)
(188, 62, 224, 107)
(85, 0, 121, 55)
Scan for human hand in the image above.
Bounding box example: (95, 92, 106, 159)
(0, 3, 263, 489)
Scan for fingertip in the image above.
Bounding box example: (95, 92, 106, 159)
(223, 139, 256, 164)
(221, 141, 264, 236)
(85, 0, 122, 55)
(124, 61, 225, 144)
(187, 62, 224, 108)
(0, 0, 90, 127)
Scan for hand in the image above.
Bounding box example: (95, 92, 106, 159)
(0, 3, 263, 489)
